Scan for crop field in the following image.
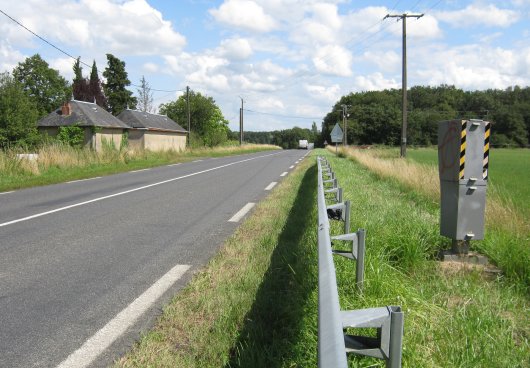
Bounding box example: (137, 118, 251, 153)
(406, 147, 530, 219)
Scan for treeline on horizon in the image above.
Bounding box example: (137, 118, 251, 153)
(245, 85, 530, 149)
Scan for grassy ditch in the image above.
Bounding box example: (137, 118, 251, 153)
(116, 149, 528, 367)
(0, 143, 279, 192)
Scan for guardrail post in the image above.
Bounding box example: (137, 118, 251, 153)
(388, 307, 404, 368)
(344, 200, 350, 234)
(356, 228, 365, 290)
(331, 228, 364, 290)
(342, 306, 404, 367)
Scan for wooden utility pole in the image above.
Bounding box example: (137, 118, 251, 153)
(384, 13, 423, 158)
(239, 97, 244, 145)
(186, 85, 191, 147)
(341, 104, 348, 146)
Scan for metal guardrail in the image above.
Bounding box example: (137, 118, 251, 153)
(317, 156, 404, 368)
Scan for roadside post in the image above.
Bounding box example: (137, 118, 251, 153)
(438, 119, 490, 259)
(330, 123, 343, 155)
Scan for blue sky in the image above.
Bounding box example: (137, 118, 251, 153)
(1, 0, 529, 131)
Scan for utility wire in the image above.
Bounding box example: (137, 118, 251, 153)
(0, 9, 80, 62)
(244, 108, 322, 120)
(0, 8, 184, 93)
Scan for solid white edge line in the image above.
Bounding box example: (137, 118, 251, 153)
(0, 191, 14, 195)
(130, 168, 150, 173)
(56, 264, 191, 368)
(280, 172, 288, 177)
(167, 163, 181, 167)
(0, 152, 282, 228)
(66, 177, 102, 184)
(192, 159, 203, 162)
(264, 182, 277, 191)
(228, 202, 255, 223)
(289, 165, 294, 169)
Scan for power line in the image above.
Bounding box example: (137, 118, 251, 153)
(0, 8, 184, 93)
(0, 9, 80, 63)
(244, 108, 321, 120)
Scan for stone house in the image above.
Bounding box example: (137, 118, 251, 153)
(37, 100, 129, 151)
(37, 101, 188, 151)
(116, 109, 187, 151)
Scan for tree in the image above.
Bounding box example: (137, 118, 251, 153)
(13, 54, 70, 116)
(492, 108, 528, 146)
(136, 75, 154, 113)
(159, 90, 229, 147)
(89, 60, 107, 108)
(72, 57, 90, 102)
(103, 54, 137, 115)
(0, 72, 40, 148)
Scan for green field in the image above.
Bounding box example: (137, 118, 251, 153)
(407, 147, 530, 218)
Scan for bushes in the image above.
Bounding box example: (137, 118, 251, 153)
(57, 125, 85, 148)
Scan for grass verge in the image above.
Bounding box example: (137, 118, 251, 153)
(115, 154, 319, 367)
(116, 149, 528, 367)
(0, 144, 279, 192)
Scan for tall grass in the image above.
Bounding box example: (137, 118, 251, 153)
(0, 143, 280, 191)
(332, 146, 530, 288)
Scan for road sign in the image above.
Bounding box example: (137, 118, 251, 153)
(330, 123, 343, 143)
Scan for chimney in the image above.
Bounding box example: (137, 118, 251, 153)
(61, 102, 71, 116)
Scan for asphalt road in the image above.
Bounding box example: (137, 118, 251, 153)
(0, 149, 310, 368)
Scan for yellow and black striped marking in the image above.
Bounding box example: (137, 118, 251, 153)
(459, 120, 467, 179)
(483, 121, 490, 180)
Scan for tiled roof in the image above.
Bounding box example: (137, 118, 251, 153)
(117, 109, 187, 133)
(37, 100, 129, 129)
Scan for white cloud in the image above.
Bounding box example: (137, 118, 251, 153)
(219, 38, 253, 60)
(255, 96, 284, 110)
(384, 14, 441, 39)
(1, 0, 186, 58)
(406, 14, 442, 39)
(143, 62, 159, 73)
(342, 6, 388, 36)
(209, 0, 278, 33)
(290, 19, 338, 45)
(414, 45, 530, 90)
(295, 104, 324, 118)
(354, 72, 399, 91)
(437, 4, 519, 28)
(0, 41, 25, 73)
(305, 84, 341, 102)
(313, 45, 352, 77)
(361, 50, 400, 73)
(49, 57, 76, 81)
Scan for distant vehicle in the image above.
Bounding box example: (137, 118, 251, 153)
(298, 139, 308, 149)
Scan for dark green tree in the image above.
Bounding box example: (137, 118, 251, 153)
(13, 54, 70, 116)
(89, 60, 107, 108)
(492, 107, 528, 146)
(0, 72, 40, 148)
(159, 90, 229, 147)
(72, 57, 90, 102)
(102, 54, 137, 115)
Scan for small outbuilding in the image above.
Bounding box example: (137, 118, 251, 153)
(37, 100, 129, 151)
(117, 109, 187, 151)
